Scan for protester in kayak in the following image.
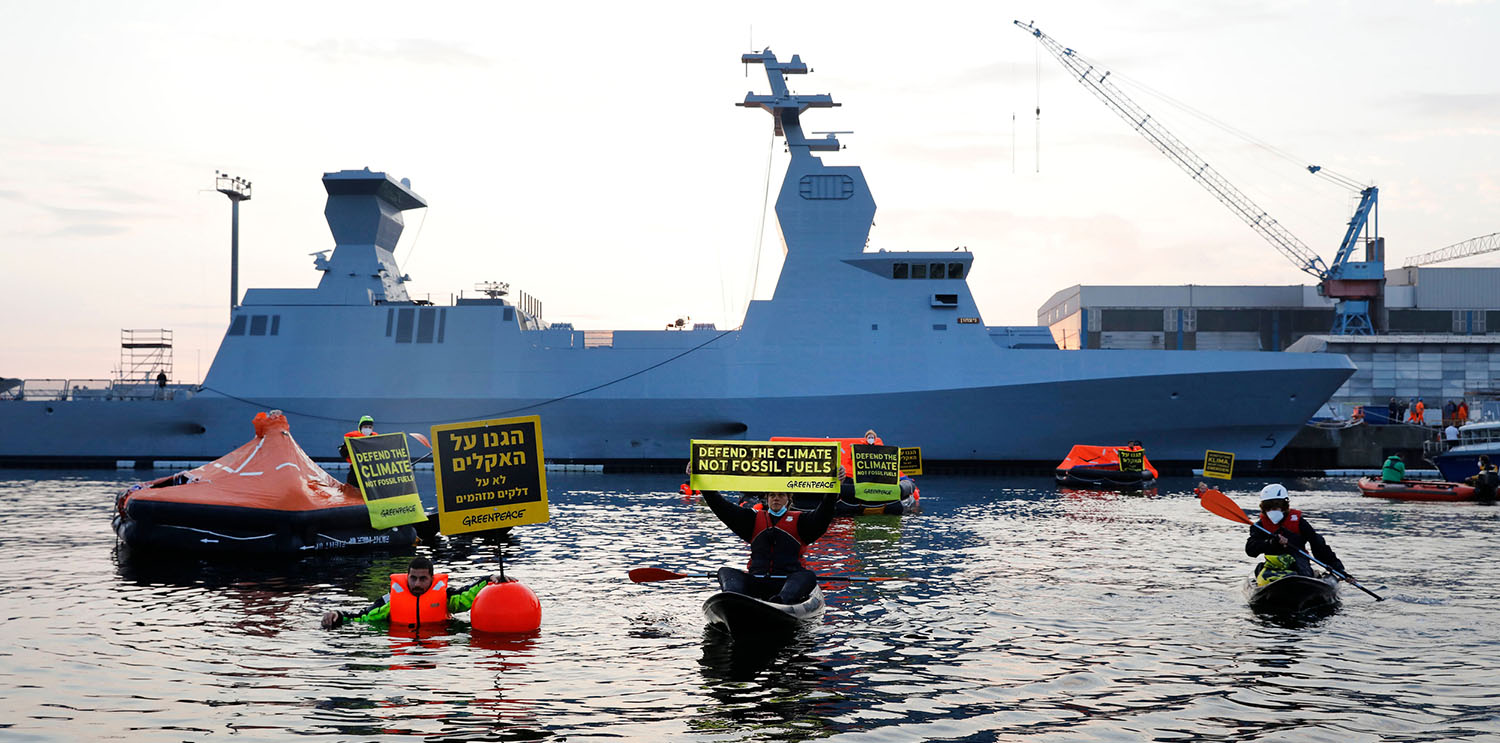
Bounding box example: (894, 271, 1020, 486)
(1246, 484, 1350, 581)
(321, 556, 497, 629)
(339, 415, 377, 485)
(699, 466, 844, 605)
(1465, 455, 1499, 502)
(1381, 453, 1406, 483)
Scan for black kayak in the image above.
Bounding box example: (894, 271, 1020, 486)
(1243, 574, 1340, 614)
(703, 585, 825, 637)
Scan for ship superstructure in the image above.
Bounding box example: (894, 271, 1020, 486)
(0, 51, 1353, 466)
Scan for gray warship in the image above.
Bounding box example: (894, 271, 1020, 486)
(0, 50, 1353, 466)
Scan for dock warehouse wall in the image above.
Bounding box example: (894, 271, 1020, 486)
(1286, 335, 1500, 423)
(1036, 267, 1500, 352)
(1035, 267, 1500, 419)
(1036, 284, 1334, 351)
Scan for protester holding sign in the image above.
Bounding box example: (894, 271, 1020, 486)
(344, 432, 428, 530)
(694, 454, 845, 605)
(339, 415, 377, 485)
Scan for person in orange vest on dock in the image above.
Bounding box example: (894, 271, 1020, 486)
(1457, 399, 1469, 426)
(338, 415, 376, 485)
(321, 556, 498, 630)
(1409, 398, 1425, 425)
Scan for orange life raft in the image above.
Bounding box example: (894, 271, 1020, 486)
(1054, 444, 1159, 490)
(113, 411, 423, 554)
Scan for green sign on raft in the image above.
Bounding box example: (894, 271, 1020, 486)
(1118, 449, 1145, 473)
(346, 433, 427, 530)
(852, 444, 901, 502)
(689, 440, 841, 494)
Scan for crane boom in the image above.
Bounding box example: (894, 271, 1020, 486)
(1402, 232, 1500, 268)
(1015, 21, 1329, 279)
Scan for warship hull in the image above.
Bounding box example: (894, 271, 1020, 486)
(1, 357, 1348, 465)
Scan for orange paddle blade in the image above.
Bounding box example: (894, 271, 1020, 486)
(628, 568, 696, 583)
(409, 433, 431, 448)
(1199, 488, 1253, 525)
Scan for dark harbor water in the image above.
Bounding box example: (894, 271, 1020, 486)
(2, 470, 1498, 742)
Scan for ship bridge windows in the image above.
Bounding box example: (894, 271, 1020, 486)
(890, 262, 967, 280)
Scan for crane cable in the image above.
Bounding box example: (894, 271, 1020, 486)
(742, 128, 777, 326)
(1108, 71, 1366, 191)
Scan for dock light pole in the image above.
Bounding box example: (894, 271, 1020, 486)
(215, 172, 252, 315)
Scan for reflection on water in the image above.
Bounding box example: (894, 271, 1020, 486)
(2, 471, 1499, 740)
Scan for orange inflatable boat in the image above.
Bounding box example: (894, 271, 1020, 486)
(1054, 444, 1159, 491)
(113, 411, 423, 554)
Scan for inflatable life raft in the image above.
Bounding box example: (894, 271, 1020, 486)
(1054, 444, 1159, 491)
(113, 411, 422, 554)
(1356, 476, 1476, 502)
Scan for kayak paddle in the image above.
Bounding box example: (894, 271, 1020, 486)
(628, 567, 924, 584)
(1198, 488, 1383, 601)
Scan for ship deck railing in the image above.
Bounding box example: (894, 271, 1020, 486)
(0, 378, 196, 402)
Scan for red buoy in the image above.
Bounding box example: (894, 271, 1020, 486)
(470, 580, 542, 634)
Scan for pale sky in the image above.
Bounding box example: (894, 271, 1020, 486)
(3, 1, 1497, 381)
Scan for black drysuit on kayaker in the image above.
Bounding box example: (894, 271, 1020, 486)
(702, 489, 838, 604)
(1245, 510, 1347, 578)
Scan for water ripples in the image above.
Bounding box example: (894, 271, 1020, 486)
(2, 471, 1499, 740)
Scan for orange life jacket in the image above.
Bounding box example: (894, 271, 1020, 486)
(748, 510, 804, 574)
(389, 572, 450, 628)
(343, 429, 374, 462)
(1256, 508, 1303, 536)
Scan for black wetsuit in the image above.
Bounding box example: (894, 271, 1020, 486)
(1245, 513, 1346, 577)
(701, 490, 838, 603)
(1469, 467, 1499, 501)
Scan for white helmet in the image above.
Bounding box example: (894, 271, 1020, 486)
(1259, 483, 1289, 502)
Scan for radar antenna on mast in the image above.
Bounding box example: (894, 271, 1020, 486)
(476, 281, 511, 299)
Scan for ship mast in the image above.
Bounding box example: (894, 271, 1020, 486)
(215, 172, 252, 316)
(737, 51, 842, 157)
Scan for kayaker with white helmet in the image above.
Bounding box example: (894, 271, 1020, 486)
(1245, 484, 1350, 583)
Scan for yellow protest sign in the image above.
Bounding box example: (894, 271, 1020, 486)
(899, 446, 923, 476)
(852, 444, 901, 502)
(1203, 450, 1235, 480)
(346, 433, 427, 530)
(1118, 449, 1145, 473)
(689, 440, 840, 493)
(432, 415, 549, 535)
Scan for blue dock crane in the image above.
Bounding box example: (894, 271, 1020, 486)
(1018, 21, 1384, 335)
